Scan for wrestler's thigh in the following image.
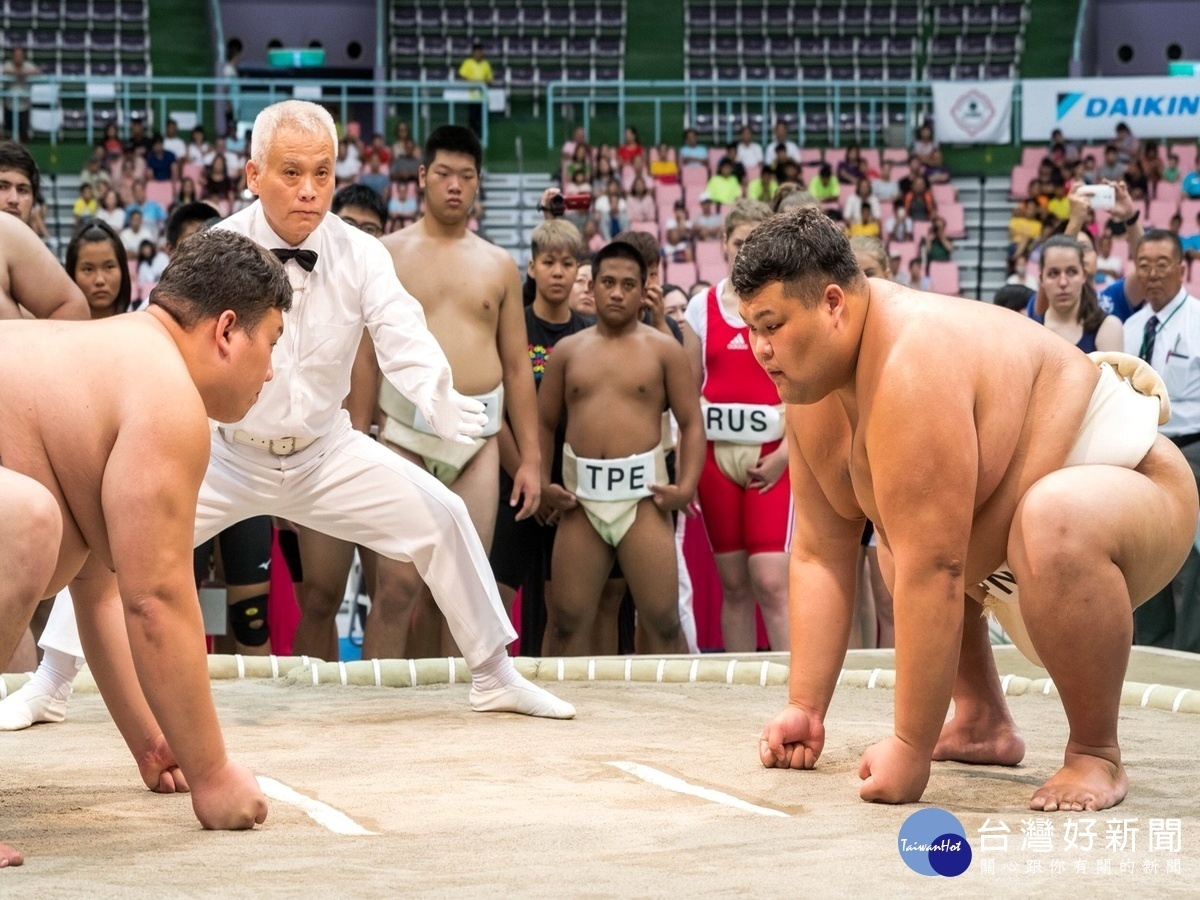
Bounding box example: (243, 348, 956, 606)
(615, 501, 679, 619)
(1008, 436, 1199, 607)
(0, 466, 62, 580)
(450, 437, 501, 552)
(549, 510, 614, 618)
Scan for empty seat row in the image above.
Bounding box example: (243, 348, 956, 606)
(687, 34, 919, 63)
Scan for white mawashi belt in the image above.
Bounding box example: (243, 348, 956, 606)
(380, 382, 504, 439)
(224, 429, 317, 457)
(571, 450, 659, 501)
(702, 402, 784, 444)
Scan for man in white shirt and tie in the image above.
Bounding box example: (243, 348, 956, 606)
(11, 100, 574, 731)
(1124, 229, 1200, 652)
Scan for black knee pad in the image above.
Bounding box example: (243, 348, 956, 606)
(228, 595, 270, 647)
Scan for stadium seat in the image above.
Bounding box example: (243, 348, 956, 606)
(928, 261, 961, 296)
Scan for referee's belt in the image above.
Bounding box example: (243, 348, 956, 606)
(222, 429, 317, 457)
(1169, 432, 1200, 450)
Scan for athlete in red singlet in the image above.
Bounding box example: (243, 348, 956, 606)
(684, 199, 789, 651)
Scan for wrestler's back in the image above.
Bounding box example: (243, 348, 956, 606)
(802, 283, 1100, 581)
(0, 315, 198, 590)
(383, 223, 509, 395)
(559, 325, 672, 459)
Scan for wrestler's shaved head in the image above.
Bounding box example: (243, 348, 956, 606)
(732, 207, 866, 306)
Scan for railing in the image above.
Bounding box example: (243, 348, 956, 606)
(546, 78, 1025, 150)
(0, 75, 490, 147)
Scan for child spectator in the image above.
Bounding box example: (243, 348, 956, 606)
(662, 225, 692, 263)
(704, 158, 744, 206)
(626, 177, 656, 224)
(692, 195, 723, 240)
(73, 183, 97, 222)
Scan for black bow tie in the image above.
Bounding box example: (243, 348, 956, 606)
(271, 248, 318, 272)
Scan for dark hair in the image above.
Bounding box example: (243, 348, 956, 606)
(731, 207, 867, 305)
(1038, 235, 1106, 332)
(332, 183, 387, 226)
(66, 219, 132, 313)
(1136, 227, 1184, 262)
(993, 284, 1035, 312)
(165, 201, 221, 249)
(422, 124, 482, 171)
(593, 240, 648, 285)
(611, 229, 659, 269)
(150, 229, 292, 333)
(0, 140, 40, 203)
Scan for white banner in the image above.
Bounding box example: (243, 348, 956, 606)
(1022, 76, 1200, 141)
(932, 81, 1013, 144)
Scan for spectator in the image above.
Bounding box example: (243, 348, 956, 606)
(1007, 249, 1039, 290)
(203, 135, 241, 176)
(770, 182, 817, 213)
(1097, 145, 1126, 183)
(993, 283, 1037, 312)
(582, 218, 606, 252)
(1113, 121, 1138, 163)
(662, 225, 692, 263)
(79, 149, 112, 194)
(1078, 155, 1099, 185)
(1123, 157, 1149, 202)
(2, 46, 41, 143)
(1008, 198, 1044, 257)
(849, 204, 881, 239)
(125, 180, 167, 235)
(1094, 231, 1123, 285)
(457, 39, 493, 136)
(356, 154, 390, 199)
(649, 141, 679, 184)
(184, 125, 209, 166)
(776, 158, 800, 186)
(901, 255, 931, 290)
(202, 154, 235, 205)
(770, 121, 801, 162)
(101, 123, 124, 163)
(923, 148, 951, 185)
(560, 126, 588, 163)
(704, 158, 744, 206)
(1164, 152, 1182, 184)
(626, 176, 656, 223)
(592, 156, 615, 193)
(95, 188, 125, 231)
(692, 194, 723, 240)
(1183, 158, 1200, 198)
(661, 283, 689, 325)
(897, 156, 923, 196)
(715, 142, 746, 184)
(162, 119, 187, 160)
(144, 134, 178, 183)
(390, 120, 412, 161)
(679, 128, 708, 166)
(747, 164, 778, 203)
(806, 163, 840, 204)
(124, 118, 152, 157)
(1030, 234, 1123, 352)
(566, 143, 592, 183)
(617, 126, 645, 165)
(387, 178, 419, 231)
(1140, 139, 1164, 187)
(390, 137, 421, 184)
(912, 122, 938, 166)
(836, 144, 867, 185)
(884, 197, 913, 243)
(921, 215, 955, 263)
(66, 219, 131, 318)
(870, 160, 899, 203)
(592, 179, 629, 239)
(135, 237, 169, 297)
(72, 183, 97, 222)
(842, 177, 880, 227)
(903, 174, 935, 222)
(1049, 128, 1080, 167)
(735, 125, 763, 169)
(564, 167, 592, 199)
(668, 200, 693, 241)
(118, 208, 154, 254)
(363, 132, 390, 168)
(169, 176, 199, 214)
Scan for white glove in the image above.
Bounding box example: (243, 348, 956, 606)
(422, 390, 488, 445)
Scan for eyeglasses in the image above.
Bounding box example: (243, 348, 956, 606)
(1135, 260, 1179, 276)
(338, 215, 383, 237)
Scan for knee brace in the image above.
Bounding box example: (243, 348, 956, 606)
(227, 595, 270, 647)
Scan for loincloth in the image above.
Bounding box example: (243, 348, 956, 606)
(378, 379, 503, 486)
(562, 443, 667, 547)
(979, 353, 1167, 666)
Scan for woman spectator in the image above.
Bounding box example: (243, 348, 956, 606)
(95, 188, 126, 231)
(616, 126, 645, 166)
(625, 176, 656, 223)
(169, 177, 199, 214)
(837, 144, 868, 185)
(65, 219, 132, 318)
(101, 122, 123, 164)
(334, 137, 363, 187)
(921, 215, 955, 264)
(203, 153, 235, 207)
(592, 156, 615, 194)
(884, 197, 913, 243)
(912, 122, 938, 166)
(135, 237, 169, 298)
(566, 143, 592, 183)
(1029, 234, 1123, 352)
(389, 120, 411, 161)
(649, 141, 679, 185)
(842, 177, 880, 227)
(592, 178, 629, 239)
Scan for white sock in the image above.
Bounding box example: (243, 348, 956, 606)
(470, 650, 518, 691)
(27, 648, 83, 701)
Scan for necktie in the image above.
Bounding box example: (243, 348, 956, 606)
(1140, 315, 1159, 363)
(271, 248, 318, 272)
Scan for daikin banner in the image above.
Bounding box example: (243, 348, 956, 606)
(932, 81, 1014, 144)
(1022, 76, 1200, 140)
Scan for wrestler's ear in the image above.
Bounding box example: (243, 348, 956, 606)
(821, 283, 848, 322)
(215, 309, 240, 358)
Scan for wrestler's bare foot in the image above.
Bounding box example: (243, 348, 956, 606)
(932, 712, 1025, 766)
(1030, 745, 1127, 812)
(0, 842, 23, 868)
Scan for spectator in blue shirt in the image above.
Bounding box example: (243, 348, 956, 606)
(125, 179, 167, 235)
(144, 135, 177, 183)
(1183, 160, 1200, 199)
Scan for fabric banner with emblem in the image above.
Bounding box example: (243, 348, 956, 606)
(931, 81, 1014, 144)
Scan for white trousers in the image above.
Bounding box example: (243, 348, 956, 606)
(42, 414, 516, 668)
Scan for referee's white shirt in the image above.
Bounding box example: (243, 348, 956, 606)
(217, 201, 454, 441)
(1124, 286, 1200, 437)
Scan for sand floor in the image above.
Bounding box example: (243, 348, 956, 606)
(2, 647, 1198, 897)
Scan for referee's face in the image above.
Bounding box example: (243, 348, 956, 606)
(246, 126, 336, 247)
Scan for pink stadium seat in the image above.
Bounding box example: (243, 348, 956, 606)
(180, 162, 204, 186)
(743, 164, 760, 184)
(1092, 208, 1111, 234)
(707, 147, 726, 169)
(1021, 146, 1045, 168)
(911, 220, 932, 246)
(928, 261, 961, 296)
(145, 179, 175, 209)
(656, 182, 682, 208)
(695, 240, 725, 270)
(860, 148, 880, 172)
(888, 240, 919, 275)
(882, 147, 909, 166)
(1172, 143, 1197, 175)
(681, 165, 708, 193)
(930, 182, 958, 207)
(800, 147, 823, 166)
(824, 147, 846, 167)
(664, 259, 697, 287)
(1146, 198, 1178, 230)
(697, 259, 727, 285)
(631, 220, 658, 237)
(1009, 164, 1037, 199)
(940, 202, 966, 239)
(1180, 198, 1200, 230)
(1155, 180, 1183, 206)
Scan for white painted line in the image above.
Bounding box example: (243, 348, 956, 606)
(257, 776, 379, 836)
(607, 761, 788, 818)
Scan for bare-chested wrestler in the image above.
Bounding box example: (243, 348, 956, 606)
(0, 226, 286, 866)
(538, 241, 704, 655)
(749, 209, 1197, 811)
(377, 125, 541, 658)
